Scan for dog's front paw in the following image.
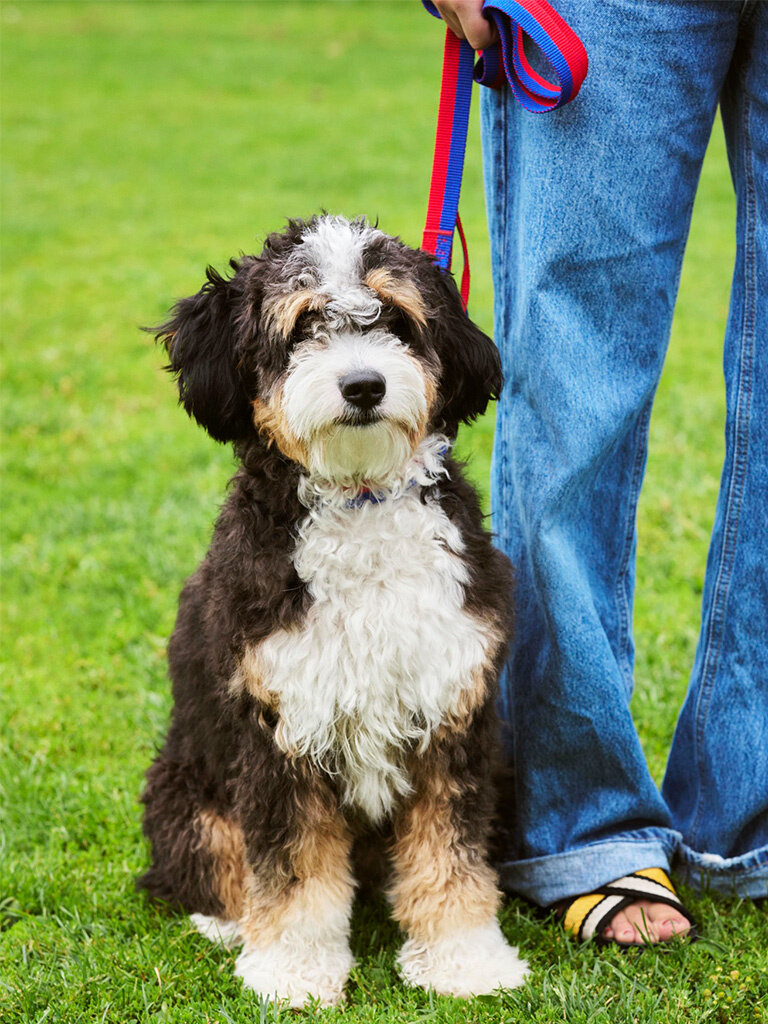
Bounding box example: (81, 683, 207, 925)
(234, 935, 354, 1008)
(397, 920, 528, 998)
(189, 913, 242, 948)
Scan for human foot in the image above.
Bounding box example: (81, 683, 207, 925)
(601, 898, 693, 944)
(557, 869, 696, 945)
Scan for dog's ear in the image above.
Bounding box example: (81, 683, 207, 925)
(425, 264, 503, 435)
(155, 265, 255, 443)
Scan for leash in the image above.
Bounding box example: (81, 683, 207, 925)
(421, 0, 589, 309)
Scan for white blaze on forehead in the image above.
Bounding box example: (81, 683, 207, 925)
(297, 217, 384, 324)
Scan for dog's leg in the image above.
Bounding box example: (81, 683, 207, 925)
(389, 746, 528, 997)
(186, 808, 249, 948)
(234, 778, 356, 1008)
(140, 754, 246, 940)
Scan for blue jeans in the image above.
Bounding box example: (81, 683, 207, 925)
(480, 0, 768, 905)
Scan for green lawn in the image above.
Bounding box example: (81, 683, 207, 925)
(1, 3, 766, 1022)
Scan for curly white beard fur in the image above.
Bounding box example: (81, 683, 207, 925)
(306, 419, 416, 488)
(300, 431, 449, 501)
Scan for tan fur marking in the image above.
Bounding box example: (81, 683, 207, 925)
(439, 614, 506, 736)
(364, 269, 428, 329)
(435, 667, 487, 739)
(235, 646, 280, 708)
(266, 289, 327, 339)
(240, 782, 355, 949)
(392, 354, 435, 453)
(196, 810, 247, 921)
(389, 764, 500, 943)
(251, 394, 310, 467)
(420, 361, 439, 424)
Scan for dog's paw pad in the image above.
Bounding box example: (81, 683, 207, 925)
(397, 921, 528, 997)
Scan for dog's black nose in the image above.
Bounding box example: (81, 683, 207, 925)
(339, 370, 386, 411)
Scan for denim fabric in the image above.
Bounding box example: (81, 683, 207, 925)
(480, 0, 768, 905)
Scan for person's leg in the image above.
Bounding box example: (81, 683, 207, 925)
(663, 4, 768, 900)
(481, 0, 740, 925)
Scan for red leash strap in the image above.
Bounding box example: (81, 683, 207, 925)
(422, 1, 589, 311)
(422, 26, 475, 311)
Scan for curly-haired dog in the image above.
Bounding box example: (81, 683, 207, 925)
(139, 215, 528, 1006)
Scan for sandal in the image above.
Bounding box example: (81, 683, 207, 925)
(556, 868, 697, 945)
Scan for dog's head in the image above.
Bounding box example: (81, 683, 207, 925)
(156, 215, 501, 486)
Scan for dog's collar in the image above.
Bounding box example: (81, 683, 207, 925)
(340, 444, 449, 510)
(342, 480, 416, 510)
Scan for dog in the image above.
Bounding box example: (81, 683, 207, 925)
(139, 215, 528, 1006)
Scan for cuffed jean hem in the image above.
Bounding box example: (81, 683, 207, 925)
(496, 829, 682, 907)
(674, 842, 768, 899)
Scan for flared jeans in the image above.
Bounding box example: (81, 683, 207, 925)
(481, 0, 768, 903)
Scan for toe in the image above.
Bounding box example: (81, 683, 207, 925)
(602, 900, 692, 946)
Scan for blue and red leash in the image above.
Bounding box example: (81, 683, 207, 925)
(421, 0, 589, 309)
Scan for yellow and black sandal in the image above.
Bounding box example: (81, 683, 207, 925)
(557, 868, 697, 945)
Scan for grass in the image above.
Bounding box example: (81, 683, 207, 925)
(1, 2, 766, 1021)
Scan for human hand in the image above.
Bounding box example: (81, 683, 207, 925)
(432, 0, 498, 51)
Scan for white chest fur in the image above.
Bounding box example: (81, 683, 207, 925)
(242, 489, 495, 822)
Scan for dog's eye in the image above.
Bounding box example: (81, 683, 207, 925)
(290, 311, 314, 345)
(385, 307, 415, 345)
